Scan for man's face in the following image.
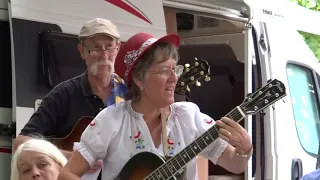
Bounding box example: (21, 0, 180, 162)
(78, 34, 121, 79)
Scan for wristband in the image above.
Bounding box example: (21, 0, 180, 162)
(236, 146, 253, 158)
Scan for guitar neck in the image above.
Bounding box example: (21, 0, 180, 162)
(146, 106, 245, 180)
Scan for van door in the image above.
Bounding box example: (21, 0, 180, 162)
(257, 19, 320, 180)
(251, 1, 320, 179)
(164, 1, 255, 180)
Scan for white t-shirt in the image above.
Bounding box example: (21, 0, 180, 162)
(74, 101, 229, 180)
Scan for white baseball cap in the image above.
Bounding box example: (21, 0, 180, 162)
(78, 18, 120, 40)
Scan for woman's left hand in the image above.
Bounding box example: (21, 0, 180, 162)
(216, 117, 252, 155)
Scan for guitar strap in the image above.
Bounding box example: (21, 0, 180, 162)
(161, 108, 187, 180)
(160, 108, 169, 157)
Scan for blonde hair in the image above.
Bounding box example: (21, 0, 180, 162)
(10, 139, 67, 180)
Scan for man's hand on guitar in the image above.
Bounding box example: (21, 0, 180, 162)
(216, 117, 252, 155)
(87, 160, 103, 173)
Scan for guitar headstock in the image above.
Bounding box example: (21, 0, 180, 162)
(240, 79, 287, 115)
(175, 57, 211, 95)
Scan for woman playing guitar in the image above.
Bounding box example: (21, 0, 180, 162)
(57, 32, 253, 180)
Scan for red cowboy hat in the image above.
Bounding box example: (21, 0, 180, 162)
(115, 32, 181, 86)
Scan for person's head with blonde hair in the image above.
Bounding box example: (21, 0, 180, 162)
(10, 139, 67, 180)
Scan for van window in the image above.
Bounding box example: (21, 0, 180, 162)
(39, 31, 86, 88)
(39, 30, 125, 89)
(286, 63, 320, 156)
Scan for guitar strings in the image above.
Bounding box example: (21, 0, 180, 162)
(147, 100, 249, 179)
(146, 106, 244, 180)
(163, 93, 280, 179)
(146, 86, 279, 180)
(148, 97, 249, 179)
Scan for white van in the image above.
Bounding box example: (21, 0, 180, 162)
(1, 0, 320, 179)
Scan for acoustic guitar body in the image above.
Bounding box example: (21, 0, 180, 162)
(52, 116, 94, 151)
(114, 151, 177, 180)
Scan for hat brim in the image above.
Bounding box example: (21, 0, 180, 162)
(127, 34, 181, 86)
(79, 32, 119, 40)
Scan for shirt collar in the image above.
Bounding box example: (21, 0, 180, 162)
(80, 71, 126, 97)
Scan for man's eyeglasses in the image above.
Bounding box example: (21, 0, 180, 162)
(83, 46, 118, 58)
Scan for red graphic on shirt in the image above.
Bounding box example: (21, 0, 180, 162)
(89, 121, 96, 126)
(168, 138, 174, 145)
(104, 0, 152, 24)
(134, 131, 141, 138)
(206, 119, 214, 124)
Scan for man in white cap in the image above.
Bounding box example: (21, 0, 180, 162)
(13, 18, 126, 178)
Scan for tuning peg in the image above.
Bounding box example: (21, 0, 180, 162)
(185, 68, 190, 72)
(195, 81, 201, 86)
(190, 76, 194, 81)
(204, 76, 211, 82)
(200, 71, 204, 75)
(184, 63, 190, 68)
(180, 82, 185, 86)
(186, 86, 191, 92)
(195, 57, 198, 61)
(195, 62, 199, 66)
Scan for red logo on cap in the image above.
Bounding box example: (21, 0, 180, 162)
(105, 0, 152, 24)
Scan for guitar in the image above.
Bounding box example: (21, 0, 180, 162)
(51, 57, 211, 151)
(175, 57, 211, 95)
(51, 116, 94, 151)
(114, 79, 287, 180)
(50, 117, 99, 180)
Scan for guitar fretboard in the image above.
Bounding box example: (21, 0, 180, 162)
(145, 106, 245, 180)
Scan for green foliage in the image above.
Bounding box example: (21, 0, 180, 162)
(289, 0, 320, 10)
(289, 0, 320, 60)
(299, 31, 320, 59)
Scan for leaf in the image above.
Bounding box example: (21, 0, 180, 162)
(305, 0, 317, 8)
(291, 0, 320, 60)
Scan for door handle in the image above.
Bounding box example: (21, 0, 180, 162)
(291, 158, 303, 180)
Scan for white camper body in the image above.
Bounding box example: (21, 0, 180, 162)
(1, 0, 320, 179)
(0, 1, 13, 180)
